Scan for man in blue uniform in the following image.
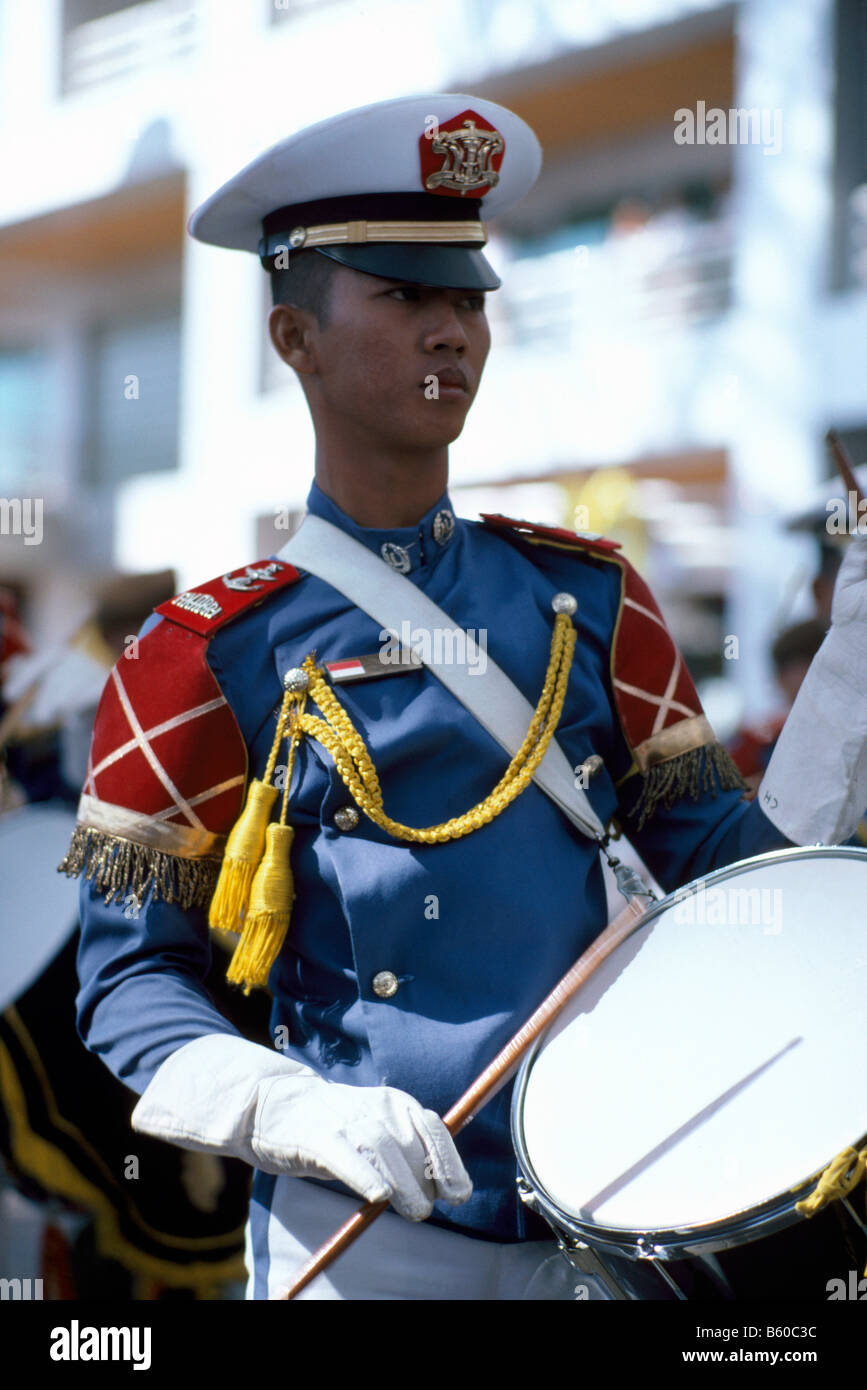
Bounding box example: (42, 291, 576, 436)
(63, 94, 867, 1299)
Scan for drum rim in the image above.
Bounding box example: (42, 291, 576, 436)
(514, 1130, 867, 1261)
(511, 843, 867, 1261)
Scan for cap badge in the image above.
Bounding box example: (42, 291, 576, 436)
(419, 109, 505, 199)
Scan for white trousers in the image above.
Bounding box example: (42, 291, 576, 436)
(244, 1175, 578, 1301)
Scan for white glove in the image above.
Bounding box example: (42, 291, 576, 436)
(758, 539, 867, 844)
(131, 1033, 472, 1221)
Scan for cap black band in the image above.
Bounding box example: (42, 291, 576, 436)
(261, 191, 483, 240)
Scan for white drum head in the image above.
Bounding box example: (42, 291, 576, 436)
(0, 806, 79, 1011)
(514, 847, 867, 1249)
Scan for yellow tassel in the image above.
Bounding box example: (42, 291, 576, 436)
(795, 1145, 867, 1217)
(208, 779, 279, 932)
(226, 822, 295, 994)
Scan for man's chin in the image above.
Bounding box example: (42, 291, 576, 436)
(412, 423, 467, 450)
(367, 395, 473, 452)
(411, 398, 472, 447)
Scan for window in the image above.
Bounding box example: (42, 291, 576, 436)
(0, 348, 52, 492)
(61, 0, 199, 95)
(82, 312, 181, 485)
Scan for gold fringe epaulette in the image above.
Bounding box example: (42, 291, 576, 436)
(625, 742, 748, 832)
(59, 825, 220, 911)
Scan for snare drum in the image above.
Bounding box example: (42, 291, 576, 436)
(512, 846, 867, 1300)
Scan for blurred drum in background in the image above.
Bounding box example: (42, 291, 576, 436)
(512, 846, 867, 1300)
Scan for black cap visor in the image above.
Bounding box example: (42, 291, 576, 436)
(260, 193, 500, 290)
(313, 242, 500, 290)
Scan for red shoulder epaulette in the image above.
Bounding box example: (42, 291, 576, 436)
(58, 557, 304, 902)
(60, 575, 276, 905)
(480, 511, 746, 825)
(480, 513, 623, 556)
(154, 558, 301, 638)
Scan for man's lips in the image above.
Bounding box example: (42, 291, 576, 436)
(420, 367, 469, 395)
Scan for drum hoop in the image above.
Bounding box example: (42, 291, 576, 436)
(513, 1128, 867, 1262)
(511, 843, 867, 1262)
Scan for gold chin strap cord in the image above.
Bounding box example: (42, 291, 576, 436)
(210, 595, 578, 992)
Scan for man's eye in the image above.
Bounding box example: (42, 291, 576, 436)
(386, 286, 485, 308)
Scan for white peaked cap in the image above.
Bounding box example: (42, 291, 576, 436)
(187, 93, 542, 291)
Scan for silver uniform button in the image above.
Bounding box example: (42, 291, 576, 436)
(283, 666, 309, 693)
(432, 509, 455, 546)
(334, 806, 360, 832)
(372, 970, 399, 999)
(577, 753, 604, 780)
(551, 592, 577, 615)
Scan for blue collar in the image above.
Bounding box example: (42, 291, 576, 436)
(304, 480, 459, 575)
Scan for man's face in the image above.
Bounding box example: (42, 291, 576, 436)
(300, 263, 491, 451)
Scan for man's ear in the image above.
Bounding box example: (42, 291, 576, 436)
(269, 304, 318, 376)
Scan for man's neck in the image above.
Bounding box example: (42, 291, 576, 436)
(313, 442, 449, 528)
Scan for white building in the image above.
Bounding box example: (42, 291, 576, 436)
(1, 0, 865, 720)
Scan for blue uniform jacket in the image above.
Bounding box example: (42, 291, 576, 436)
(74, 482, 792, 1243)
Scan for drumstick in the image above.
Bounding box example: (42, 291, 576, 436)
(826, 428, 866, 510)
(280, 892, 650, 1300)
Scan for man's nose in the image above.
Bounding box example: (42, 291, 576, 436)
(421, 301, 470, 352)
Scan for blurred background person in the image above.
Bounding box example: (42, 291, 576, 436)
(727, 616, 828, 794)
